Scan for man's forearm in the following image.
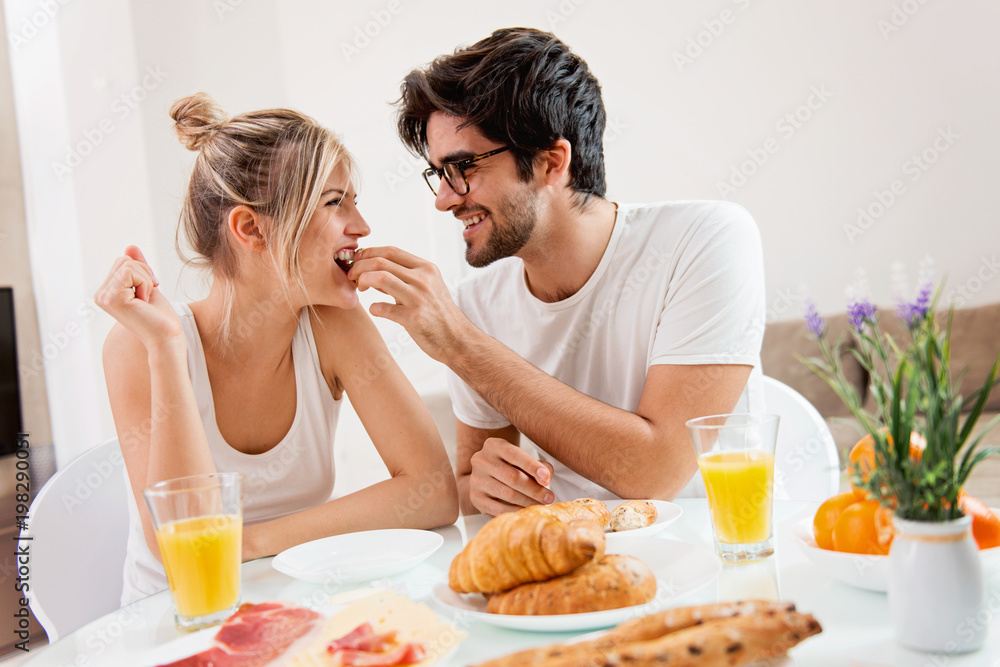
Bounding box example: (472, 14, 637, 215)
(444, 324, 686, 498)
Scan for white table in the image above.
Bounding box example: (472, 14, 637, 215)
(23, 500, 1000, 666)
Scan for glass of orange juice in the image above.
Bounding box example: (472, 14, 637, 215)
(687, 414, 780, 563)
(144, 472, 244, 631)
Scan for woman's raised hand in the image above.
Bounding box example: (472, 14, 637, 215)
(95, 246, 184, 351)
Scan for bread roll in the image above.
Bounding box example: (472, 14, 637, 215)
(525, 498, 611, 528)
(475, 602, 821, 667)
(562, 610, 822, 667)
(475, 599, 800, 666)
(486, 554, 655, 615)
(449, 515, 605, 594)
(605, 599, 797, 643)
(610, 500, 658, 532)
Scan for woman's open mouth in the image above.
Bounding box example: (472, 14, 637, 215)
(334, 248, 356, 273)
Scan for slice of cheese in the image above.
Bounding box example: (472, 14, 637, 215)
(283, 589, 465, 666)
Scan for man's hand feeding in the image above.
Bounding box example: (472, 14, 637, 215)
(348, 246, 469, 363)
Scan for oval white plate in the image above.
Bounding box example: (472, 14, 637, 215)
(603, 499, 683, 543)
(272, 529, 444, 584)
(431, 537, 720, 632)
(792, 510, 1000, 593)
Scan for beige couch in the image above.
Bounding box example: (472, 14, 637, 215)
(762, 302, 1000, 505)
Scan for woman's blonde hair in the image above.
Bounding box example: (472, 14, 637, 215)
(169, 93, 354, 343)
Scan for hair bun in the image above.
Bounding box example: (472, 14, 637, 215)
(170, 93, 227, 151)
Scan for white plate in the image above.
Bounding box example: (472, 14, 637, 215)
(603, 499, 683, 543)
(792, 511, 1000, 593)
(272, 529, 444, 583)
(430, 537, 720, 632)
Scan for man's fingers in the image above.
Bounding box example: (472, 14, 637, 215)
(477, 440, 554, 505)
(537, 461, 555, 487)
(368, 301, 404, 325)
(473, 493, 528, 518)
(354, 245, 424, 270)
(490, 438, 551, 487)
(356, 269, 415, 302)
(482, 466, 549, 507)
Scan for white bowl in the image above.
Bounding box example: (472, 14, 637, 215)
(792, 512, 1000, 593)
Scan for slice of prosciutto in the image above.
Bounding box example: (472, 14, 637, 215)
(159, 602, 321, 667)
(327, 624, 427, 666)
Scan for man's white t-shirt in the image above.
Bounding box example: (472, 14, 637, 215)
(446, 200, 767, 502)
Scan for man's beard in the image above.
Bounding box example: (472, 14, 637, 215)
(465, 187, 538, 268)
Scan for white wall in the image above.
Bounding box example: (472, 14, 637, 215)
(0, 3, 52, 456)
(5, 0, 1000, 471)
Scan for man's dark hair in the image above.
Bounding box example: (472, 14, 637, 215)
(397, 27, 607, 209)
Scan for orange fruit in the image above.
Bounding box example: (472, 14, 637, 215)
(959, 492, 1000, 550)
(813, 492, 859, 550)
(848, 431, 926, 500)
(831, 499, 892, 555)
(873, 503, 895, 549)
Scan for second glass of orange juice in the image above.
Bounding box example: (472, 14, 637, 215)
(144, 473, 244, 631)
(687, 414, 779, 562)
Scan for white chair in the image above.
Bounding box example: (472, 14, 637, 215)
(22, 438, 130, 641)
(764, 376, 841, 502)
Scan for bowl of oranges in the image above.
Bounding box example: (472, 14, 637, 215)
(794, 435, 1000, 592)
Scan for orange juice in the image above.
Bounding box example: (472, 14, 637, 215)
(698, 451, 774, 544)
(155, 514, 242, 618)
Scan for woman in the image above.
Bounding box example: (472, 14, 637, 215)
(96, 94, 459, 604)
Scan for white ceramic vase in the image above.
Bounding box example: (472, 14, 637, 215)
(887, 514, 985, 653)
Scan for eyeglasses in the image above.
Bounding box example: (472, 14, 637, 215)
(422, 146, 511, 196)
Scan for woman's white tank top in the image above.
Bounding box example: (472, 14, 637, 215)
(120, 303, 340, 604)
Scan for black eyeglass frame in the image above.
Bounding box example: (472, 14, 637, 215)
(422, 146, 511, 196)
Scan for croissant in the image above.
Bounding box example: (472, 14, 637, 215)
(523, 498, 611, 528)
(448, 514, 605, 594)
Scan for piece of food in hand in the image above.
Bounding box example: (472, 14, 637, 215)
(485, 554, 655, 615)
(479, 600, 822, 667)
(449, 514, 605, 594)
(525, 497, 612, 529)
(609, 500, 657, 532)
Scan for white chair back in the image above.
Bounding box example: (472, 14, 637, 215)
(764, 376, 841, 502)
(22, 438, 129, 641)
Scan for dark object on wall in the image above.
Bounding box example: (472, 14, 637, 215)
(0, 288, 23, 456)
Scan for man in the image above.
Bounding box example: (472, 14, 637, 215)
(349, 28, 765, 516)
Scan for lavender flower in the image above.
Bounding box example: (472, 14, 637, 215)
(803, 299, 826, 338)
(897, 282, 933, 328)
(848, 298, 877, 333)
